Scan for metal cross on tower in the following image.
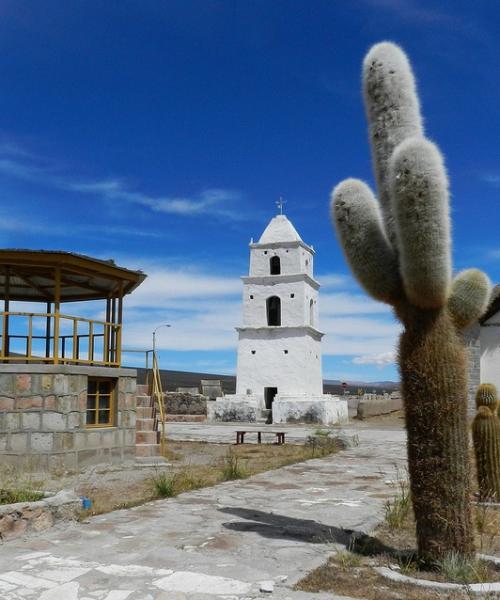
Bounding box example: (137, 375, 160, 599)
(276, 196, 286, 215)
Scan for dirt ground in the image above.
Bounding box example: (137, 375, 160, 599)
(0, 438, 341, 515)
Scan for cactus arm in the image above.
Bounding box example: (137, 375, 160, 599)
(331, 178, 401, 304)
(363, 42, 424, 245)
(389, 137, 451, 309)
(448, 269, 492, 329)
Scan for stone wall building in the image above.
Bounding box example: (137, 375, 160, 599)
(0, 250, 155, 468)
(209, 213, 347, 425)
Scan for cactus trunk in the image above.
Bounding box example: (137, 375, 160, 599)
(398, 305, 474, 562)
(472, 407, 500, 502)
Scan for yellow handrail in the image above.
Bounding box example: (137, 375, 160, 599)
(151, 351, 166, 455)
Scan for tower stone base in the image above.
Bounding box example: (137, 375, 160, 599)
(273, 394, 348, 425)
(207, 393, 348, 425)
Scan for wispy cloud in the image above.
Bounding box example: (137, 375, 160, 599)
(480, 173, 500, 187)
(353, 351, 396, 368)
(0, 212, 163, 239)
(359, 0, 455, 25)
(0, 143, 243, 220)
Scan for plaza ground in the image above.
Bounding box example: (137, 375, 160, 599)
(0, 419, 408, 599)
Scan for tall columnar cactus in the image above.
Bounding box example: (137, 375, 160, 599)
(331, 42, 492, 563)
(472, 405, 500, 501)
(475, 383, 498, 411)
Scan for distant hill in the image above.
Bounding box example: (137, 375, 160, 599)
(135, 368, 399, 395)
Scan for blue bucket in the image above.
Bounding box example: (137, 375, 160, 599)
(80, 496, 92, 510)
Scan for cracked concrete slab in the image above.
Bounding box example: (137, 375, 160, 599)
(0, 423, 406, 599)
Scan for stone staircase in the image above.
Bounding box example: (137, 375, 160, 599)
(135, 384, 163, 463)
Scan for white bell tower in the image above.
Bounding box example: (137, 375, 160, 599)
(236, 214, 323, 401)
(208, 207, 348, 425)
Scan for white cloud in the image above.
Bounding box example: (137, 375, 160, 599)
(0, 144, 243, 220)
(352, 351, 397, 367)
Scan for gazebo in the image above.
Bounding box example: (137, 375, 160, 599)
(0, 249, 145, 366)
(0, 250, 150, 469)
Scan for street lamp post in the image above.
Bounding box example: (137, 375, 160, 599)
(152, 324, 171, 356)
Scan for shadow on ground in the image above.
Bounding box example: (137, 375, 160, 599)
(219, 506, 399, 557)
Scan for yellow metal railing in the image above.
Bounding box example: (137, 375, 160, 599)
(151, 351, 167, 454)
(0, 311, 121, 367)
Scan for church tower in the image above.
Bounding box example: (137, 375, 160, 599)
(208, 210, 347, 425)
(236, 214, 323, 403)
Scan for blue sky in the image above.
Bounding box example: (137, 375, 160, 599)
(1, 1, 499, 382)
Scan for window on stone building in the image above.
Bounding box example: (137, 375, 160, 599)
(270, 256, 281, 275)
(86, 378, 116, 427)
(309, 299, 314, 326)
(267, 296, 281, 326)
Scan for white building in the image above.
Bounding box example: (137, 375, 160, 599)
(208, 213, 348, 425)
(466, 285, 500, 412)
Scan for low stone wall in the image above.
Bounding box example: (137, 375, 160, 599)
(164, 392, 207, 415)
(357, 392, 402, 419)
(273, 395, 348, 425)
(0, 490, 80, 541)
(0, 365, 137, 469)
(207, 396, 260, 422)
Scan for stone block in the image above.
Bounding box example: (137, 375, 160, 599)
(0, 396, 14, 410)
(44, 395, 57, 410)
(41, 374, 53, 392)
(86, 431, 102, 448)
(10, 432, 28, 452)
(165, 392, 208, 415)
(128, 410, 136, 428)
(54, 432, 74, 451)
(100, 429, 115, 448)
(125, 392, 135, 409)
(15, 374, 32, 393)
(67, 411, 81, 429)
(111, 447, 123, 461)
(76, 448, 101, 467)
(0, 434, 7, 451)
(22, 412, 41, 430)
(31, 432, 54, 452)
(114, 429, 124, 446)
(78, 390, 87, 411)
(16, 396, 43, 410)
(53, 373, 68, 395)
(58, 394, 79, 413)
(73, 431, 88, 450)
(42, 411, 67, 431)
(124, 429, 136, 446)
(0, 374, 14, 395)
(69, 375, 86, 393)
(2, 412, 20, 431)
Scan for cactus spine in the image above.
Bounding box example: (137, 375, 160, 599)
(472, 405, 500, 502)
(475, 383, 498, 411)
(331, 42, 492, 563)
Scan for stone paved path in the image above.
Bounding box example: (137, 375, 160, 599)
(0, 424, 406, 600)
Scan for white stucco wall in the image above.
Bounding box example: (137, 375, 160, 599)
(249, 242, 314, 278)
(480, 312, 500, 392)
(236, 330, 323, 396)
(241, 278, 319, 328)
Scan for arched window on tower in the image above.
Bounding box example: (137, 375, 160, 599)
(267, 296, 281, 326)
(309, 299, 314, 326)
(270, 256, 281, 275)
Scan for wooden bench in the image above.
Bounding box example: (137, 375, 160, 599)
(235, 430, 286, 445)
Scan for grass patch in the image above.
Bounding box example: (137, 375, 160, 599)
(384, 476, 411, 530)
(0, 489, 45, 504)
(436, 551, 492, 584)
(221, 450, 246, 481)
